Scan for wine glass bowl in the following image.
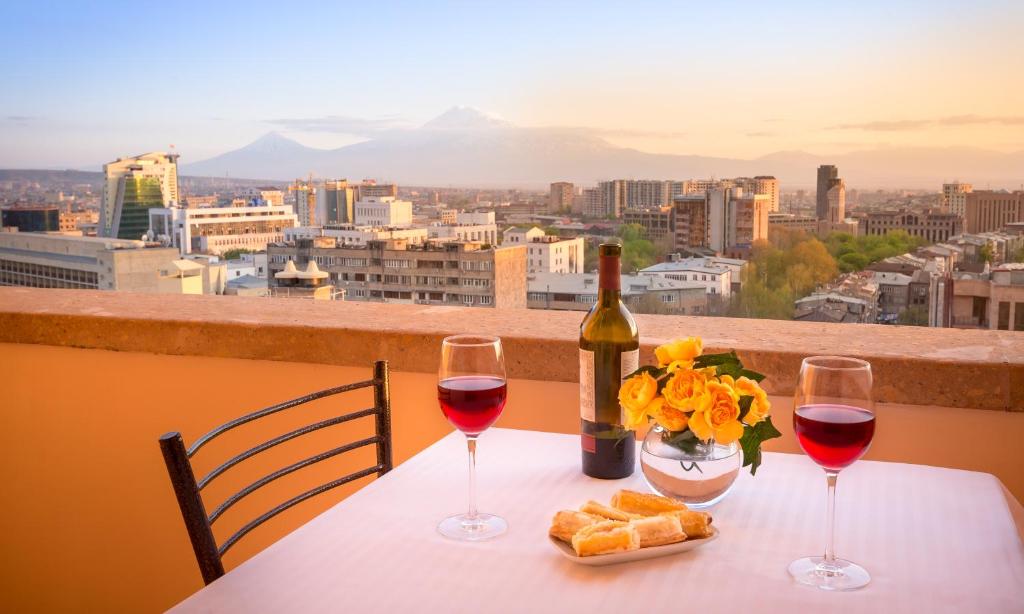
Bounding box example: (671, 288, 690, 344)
(437, 335, 508, 541)
(789, 356, 875, 591)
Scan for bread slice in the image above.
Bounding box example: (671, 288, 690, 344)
(549, 510, 601, 543)
(580, 500, 641, 521)
(611, 489, 688, 516)
(659, 509, 714, 539)
(630, 514, 687, 547)
(571, 520, 641, 557)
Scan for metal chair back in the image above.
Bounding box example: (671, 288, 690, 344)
(159, 360, 392, 584)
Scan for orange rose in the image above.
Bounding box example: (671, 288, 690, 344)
(647, 397, 690, 431)
(662, 369, 706, 411)
(689, 379, 744, 445)
(734, 376, 771, 425)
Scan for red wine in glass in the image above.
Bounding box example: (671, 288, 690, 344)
(794, 404, 875, 472)
(438, 376, 507, 436)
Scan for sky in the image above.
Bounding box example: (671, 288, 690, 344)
(1, 0, 1022, 168)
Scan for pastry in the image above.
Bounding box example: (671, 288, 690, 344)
(580, 500, 641, 521)
(630, 515, 687, 547)
(611, 489, 688, 516)
(549, 510, 601, 543)
(660, 510, 714, 538)
(571, 520, 641, 557)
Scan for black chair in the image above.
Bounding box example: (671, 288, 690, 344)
(159, 360, 393, 585)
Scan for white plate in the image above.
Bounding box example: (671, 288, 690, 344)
(548, 527, 719, 566)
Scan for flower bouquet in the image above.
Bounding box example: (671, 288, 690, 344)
(619, 337, 781, 476)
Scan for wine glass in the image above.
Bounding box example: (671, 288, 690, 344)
(789, 356, 875, 591)
(437, 334, 508, 541)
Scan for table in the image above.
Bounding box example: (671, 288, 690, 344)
(171, 428, 1024, 613)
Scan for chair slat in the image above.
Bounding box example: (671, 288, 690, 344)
(196, 407, 379, 491)
(188, 380, 376, 457)
(218, 464, 384, 556)
(209, 436, 381, 523)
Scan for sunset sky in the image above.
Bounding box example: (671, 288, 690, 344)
(1, 0, 1022, 168)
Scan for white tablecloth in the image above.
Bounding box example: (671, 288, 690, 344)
(171, 428, 1024, 613)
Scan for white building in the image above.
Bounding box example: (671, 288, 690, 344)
(638, 257, 735, 297)
(502, 227, 584, 273)
(225, 252, 269, 279)
(284, 225, 428, 246)
(527, 272, 708, 314)
(148, 205, 298, 255)
(503, 226, 545, 244)
(354, 197, 413, 228)
(428, 224, 498, 245)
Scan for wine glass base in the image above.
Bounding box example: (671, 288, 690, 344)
(788, 556, 870, 591)
(438, 513, 507, 541)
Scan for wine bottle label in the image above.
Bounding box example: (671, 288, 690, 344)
(579, 348, 640, 424)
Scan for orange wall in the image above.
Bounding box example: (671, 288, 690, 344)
(0, 342, 1022, 612)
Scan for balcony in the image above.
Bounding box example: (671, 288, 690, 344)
(0, 286, 1021, 611)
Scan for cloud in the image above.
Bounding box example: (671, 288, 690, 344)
(830, 115, 1024, 131)
(266, 115, 412, 136)
(6, 115, 38, 122)
(746, 131, 775, 138)
(557, 126, 687, 139)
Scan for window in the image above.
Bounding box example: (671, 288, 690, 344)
(479, 296, 492, 305)
(661, 294, 673, 303)
(998, 302, 1010, 330)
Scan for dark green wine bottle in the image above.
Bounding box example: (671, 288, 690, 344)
(579, 243, 639, 479)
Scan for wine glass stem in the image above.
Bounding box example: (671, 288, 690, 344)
(824, 471, 838, 565)
(466, 435, 479, 521)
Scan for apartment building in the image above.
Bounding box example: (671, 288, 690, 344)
(965, 190, 1024, 233)
(290, 180, 317, 226)
(149, 204, 298, 255)
(323, 180, 356, 224)
(859, 209, 963, 243)
(638, 257, 734, 297)
(549, 182, 574, 212)
(267, 237, 526, 308)
(942, 182, 972, 217)
(768, 213, 821, 238)
(947, 264, 1024, 331)
(527, 272, 707, 315)
(355, 182, 398, 200)
(243, 187, 284, 207)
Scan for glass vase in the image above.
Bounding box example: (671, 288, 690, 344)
(640, 425, 742, 509)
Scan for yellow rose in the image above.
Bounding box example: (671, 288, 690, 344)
(654, 337, 703, 369)
(618, 372, 658, 427)
(647, 397, 689, 431)
(734, 376, 771, 425)
(688, 379, 744, 445)
(662, 369, 706, 411)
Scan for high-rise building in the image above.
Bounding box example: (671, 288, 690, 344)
(623, 180, 672, 210)
(736, 176, 780, 213)
(964, 190, 1024, 233)
(671, 195, 708, 250)
(290, 179, 317, 226)
(826, 181, 846, 225)
(816, 165, 839, 220)
(243, 187, 285, 207)
(101, 152, 179, 239)
(729, 192, 770, 250)
(596, 180, 625, 218)
(942, 182, 973, 217)
(623, 207, 673, 242)
(323, 180, 356, 224)
(581, 188, 603, 217)
(548, 182, 574, 212)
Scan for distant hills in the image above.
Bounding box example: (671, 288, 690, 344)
(5, 107, 1023, 190)
(182, 107, 1024, 189)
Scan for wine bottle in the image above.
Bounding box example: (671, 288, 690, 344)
(579, 243, 639, 479)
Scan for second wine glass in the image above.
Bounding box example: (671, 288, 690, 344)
(437, 334, 508, 541)
(789, 356, 875, 591)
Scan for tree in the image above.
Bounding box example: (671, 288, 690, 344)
(898, 306, 929, 327)
(222, 248, 254, 261)
(1013, 245, 1024, 263)
(979, 244, 994, 264)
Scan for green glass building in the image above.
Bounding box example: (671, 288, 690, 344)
(115, 176, 164, 240)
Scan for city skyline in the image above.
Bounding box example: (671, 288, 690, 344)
(2, 1, 1023, 170)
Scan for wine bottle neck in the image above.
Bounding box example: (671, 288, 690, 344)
(598, 254, 621, 305)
